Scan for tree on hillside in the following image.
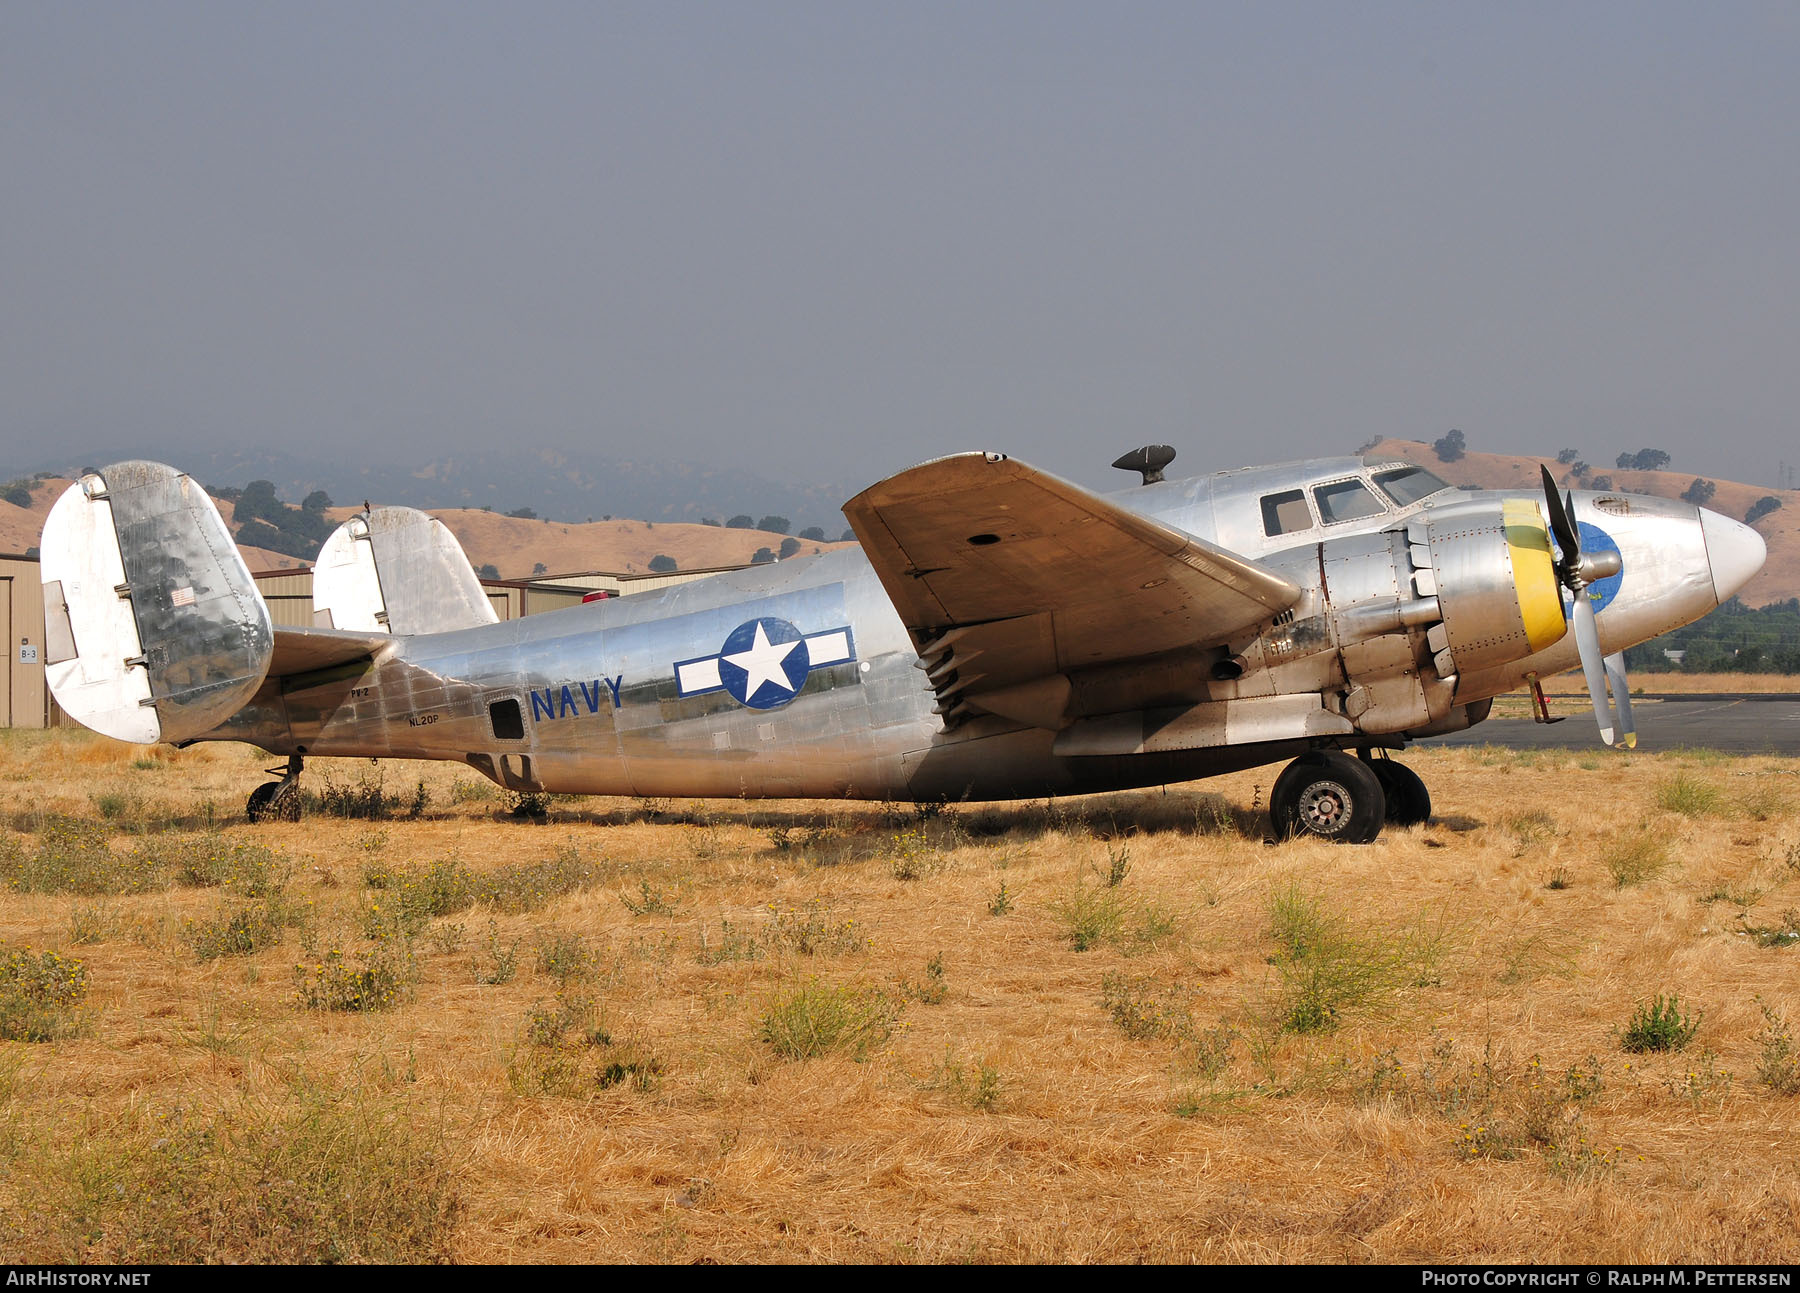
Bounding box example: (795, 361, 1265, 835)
(532, 562, 547, 575)
(1, 481, 31, 508)
(799, 526, 825, 541)
(1432, 429, 1466, 463)
(506, 507, 538, 519)
(758, 515, 790, 535)
(1569, 461, 1589, 478)
(1556, 448, 1580, 464)
(727, 515, 755, 529)
(1616, 449, 1671, 472)
(648, 554, 678, 573)
(301, 490, 332, 514)
(750, 547, 774, 565)
(1681, 478, 1716, 506)
(1588, 475, 1614, 491)
(234, 480, 282, 526)
(477, 563, 499, 579)
(1747, 496, 1783, 525)
(778, 537, 801, 559)
(839, 528, 856, 542)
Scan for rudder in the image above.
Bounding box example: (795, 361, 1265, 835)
(40, 462, 273, 744)
(311, 506, 498, 636)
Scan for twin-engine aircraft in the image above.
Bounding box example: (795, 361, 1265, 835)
(36, 448, 1764, 843)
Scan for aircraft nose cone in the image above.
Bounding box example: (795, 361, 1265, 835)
(1699, 508, 1767, 604)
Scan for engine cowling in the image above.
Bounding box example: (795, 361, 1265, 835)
(1415, 498, 1568, 679)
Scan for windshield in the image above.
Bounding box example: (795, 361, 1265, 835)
(1373, 465, 1452, 508)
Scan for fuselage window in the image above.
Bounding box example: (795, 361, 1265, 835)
(1314, 478, 1387, 525)
(1261, 489, 1314, 537)
(1373, 465, 1452, 508)
(489, 698, 525, 741)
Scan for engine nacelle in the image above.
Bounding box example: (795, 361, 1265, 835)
(1416, 498, 1568, 679)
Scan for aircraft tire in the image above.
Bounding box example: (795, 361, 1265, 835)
(1270, 751, 1386, 844)
(1368, 759, 1431, 827)
(245, 782, 280, 824)
(246, 781, 302, 824)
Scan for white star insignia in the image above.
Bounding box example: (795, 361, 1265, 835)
(724, 622, 800, 698)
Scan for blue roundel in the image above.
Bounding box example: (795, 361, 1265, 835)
(717, 617, 812, 710)
(1555, 520, 1624, 615)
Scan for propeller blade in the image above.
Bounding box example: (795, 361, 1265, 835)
(1539, 465, 1581, 576)
(1571, 591, 1617, 746)
(1604, 652, 1637, 749)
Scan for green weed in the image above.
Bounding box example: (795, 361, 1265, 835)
(1604, 833, 1670, 888)
(471, 918, 520, 985)
(1047, 884, 1176, 953)
(759, 979, 899, 1061)
(187, 898, 299, 960)
(7, 1082, 461, 1262)
(695, 917, 763, 965)
(533, 929, 595, 983)
(1100, 972, 1194, 1041)
(620, 878, 686, 917)
(1621, 993, 1702, 1053)
(0, 818, 163, 894)
(902, 952, 948, 1004)
(0, 946, 90, 1042)
(1754, 1001, 1800, 1095)
(293, 943, 414, 1012)
(763, 899, 866, 956)
(1265, 883, 1444, 1034)
(888, 828, 946, 881)
(1656, 774, 1725, 818)
(929, 1045, 1002, 1111)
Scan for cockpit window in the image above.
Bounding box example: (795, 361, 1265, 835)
(1261, 489, 1314, 537)
(1373, 465, 1451, 508)
(1313, 478, 1386, 525)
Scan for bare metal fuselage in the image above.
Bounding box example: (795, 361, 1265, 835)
(199, 457, 1742, 803)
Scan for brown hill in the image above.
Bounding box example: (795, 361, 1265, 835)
(1369, 439, 1799, 608)
(319, 506, 853, 581)
(2, 475, 850, 580)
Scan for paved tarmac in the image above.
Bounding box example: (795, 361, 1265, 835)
(1433, 694, 1800, 754)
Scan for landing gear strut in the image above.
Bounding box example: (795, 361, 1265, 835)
(1269, 748, 1432, 843)
(246, 754, 304, 824)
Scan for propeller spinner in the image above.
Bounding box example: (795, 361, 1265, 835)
(1539, 465, 1635, 748)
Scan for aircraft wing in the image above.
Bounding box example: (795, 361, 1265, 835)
(268, 625, 393, 678)
(844, 453, 1301, 709)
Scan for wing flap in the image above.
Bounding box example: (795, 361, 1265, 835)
(846, 453, 1301, 689)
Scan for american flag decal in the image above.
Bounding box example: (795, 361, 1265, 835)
(170, 586, 196, 608)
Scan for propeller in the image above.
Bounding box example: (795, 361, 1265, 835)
(1540, 466, 1634, 748)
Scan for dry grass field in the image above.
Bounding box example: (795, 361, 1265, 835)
(1, 730, 1797, 1263)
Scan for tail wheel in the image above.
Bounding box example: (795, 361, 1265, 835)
(1367, 758, 1431, 827)
(246, 781, 302, 824)
(1270, 751, 1387, 844)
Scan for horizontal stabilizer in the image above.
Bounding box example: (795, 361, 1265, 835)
(40, 462, 272, 744)
(312, 507, 498, 636)
(269, 625, 394, 677)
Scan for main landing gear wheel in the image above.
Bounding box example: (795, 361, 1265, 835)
(1364, 755, 1431, 827)
(1270, 750, 1387, 844)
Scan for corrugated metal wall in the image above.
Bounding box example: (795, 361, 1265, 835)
(1, 554, 55, 728)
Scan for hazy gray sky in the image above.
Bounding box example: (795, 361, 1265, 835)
(5, 2, 1798, 493)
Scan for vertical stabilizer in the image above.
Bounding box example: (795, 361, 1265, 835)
(311, 506, 498, 636)
(39, 462, 274, 744)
